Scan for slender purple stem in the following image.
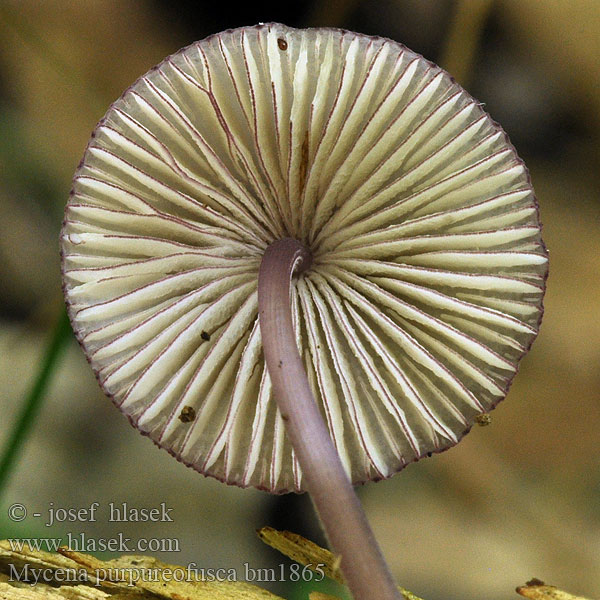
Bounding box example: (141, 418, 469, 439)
(258, 238, 401, 600)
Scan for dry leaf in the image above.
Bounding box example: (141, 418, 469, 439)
(4, 535, 592, 600)
(516, 579, 595, 600)
(1, 540, 284, 600)
(60, 548, 283, 600)
(258, 527, 342, 584)
(257, 527, 424, 600)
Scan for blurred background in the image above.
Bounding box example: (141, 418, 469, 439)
(0, 1, 598, 599)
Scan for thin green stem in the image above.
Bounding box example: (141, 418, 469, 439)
(0, 308, 71, 497)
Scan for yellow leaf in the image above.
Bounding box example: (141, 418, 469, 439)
(308, 593, 341, 600)
(257, 527, 342, 584)
(516, 579, 595, 600)
(257, 527, 424, 600)
(1, 540, 284, 600)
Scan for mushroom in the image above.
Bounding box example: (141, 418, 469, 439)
(60, 23, 548, 600)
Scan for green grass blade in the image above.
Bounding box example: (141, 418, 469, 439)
(0, 308, 72, 496)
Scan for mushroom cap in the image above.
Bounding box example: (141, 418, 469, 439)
(61, 23, 548, 493)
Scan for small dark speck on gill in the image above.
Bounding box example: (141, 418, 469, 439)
(201, 331, 211, 341)
(277, 38, 288, 51)
(179, 406, 196, 423)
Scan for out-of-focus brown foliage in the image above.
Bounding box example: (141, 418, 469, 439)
(0, 2, 598, 600)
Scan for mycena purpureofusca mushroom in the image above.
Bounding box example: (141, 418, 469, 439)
(61, 23, 548, 600)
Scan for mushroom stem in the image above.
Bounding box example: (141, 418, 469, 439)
(258, 238, 401, 600)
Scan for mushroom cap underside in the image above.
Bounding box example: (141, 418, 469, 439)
(61, 23, 548, 493)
